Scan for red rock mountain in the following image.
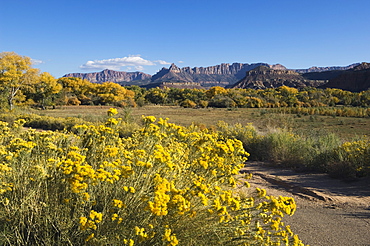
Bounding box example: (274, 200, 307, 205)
(63, 69, 151, 84)
(150, 63, 286, 88)
(62, 62, 364, 90)
(319, 63, 370, 92)
(230, 66, 327, 89)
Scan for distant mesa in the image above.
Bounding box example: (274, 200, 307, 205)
(228, 63, 369, 91)
(149, 62, 285, 88)
(319, 62, 370, 92)
(62, 62, 367, 91)
(229, 65, 327, 90)
(63, 69, 152, 85)
(294, 63, 360, 73)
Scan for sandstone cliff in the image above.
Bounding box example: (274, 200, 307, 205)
(143, 81, 203, 89)
(61, 62, 362, 89)
(150, 63, 286, 87)
(63, 69, 152, 84)
(294, 63, 360, 73)
(319, 63, 370, 92)
(230, 66, 327, 89)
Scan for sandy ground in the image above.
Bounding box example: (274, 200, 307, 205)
(239, 162, 370, 246)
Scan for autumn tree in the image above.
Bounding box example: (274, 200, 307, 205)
(205, 86, 227, 99)
(167, 88, 206, 104)
(94, 82, 135, 106)
(29, 72, 62, 109)
(358, 90, 370, 106)
(277, 86, 299, 107)
(57, 77, 95, 105)
(259, 88, 282, 107)
(145, 87, 168, 104)
(0, 52, 38, 110)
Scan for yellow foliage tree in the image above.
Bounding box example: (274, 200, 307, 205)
(94, 82, 135, 106)
(57, 77, 95, 105)
(0, 52, 38, 110)
(30, 72, 62, 109)
(206, 86, 228, 99)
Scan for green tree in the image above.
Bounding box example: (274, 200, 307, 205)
(0, 52, 37, 110)
(125, 85, 147, 106)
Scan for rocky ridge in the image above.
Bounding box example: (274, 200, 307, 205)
(230, 65, 327, 89)
(150, 63, 287, 87)
(63, 69, 151, 84)
(319, 62, 370, 92)
(294, 63, 360, 73)
(62, 62, 365, 91)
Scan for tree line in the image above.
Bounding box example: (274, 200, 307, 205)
(2, 51, 370, 110)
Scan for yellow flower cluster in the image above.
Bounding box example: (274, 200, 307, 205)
(107, 107, 118, 116)
(79, 210, 103, 230)
(162, 228, 179, 246)
(0, 114, 305, 245)
(148, 174, 171, 216)
(336, 139, 370, 176)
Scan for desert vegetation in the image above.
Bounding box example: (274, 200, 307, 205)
(1, 51, 370, 245)
(2, 52, 370, 112)
(0, 110, 305, 245)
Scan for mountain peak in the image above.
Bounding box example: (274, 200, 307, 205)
(353, 62, 370, 71)
(269, 64, 287, 70)
(169, 63, 181, 72)
(230, 65, 324, 89)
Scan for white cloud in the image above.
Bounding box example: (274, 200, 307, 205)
(178, 61, 184, 63)
(31, 59, 43, 65)
(156, 60, 171, 65)
(80, 55, 171, 71)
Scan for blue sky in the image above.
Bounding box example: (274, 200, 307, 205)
(1, 0, 370, 78)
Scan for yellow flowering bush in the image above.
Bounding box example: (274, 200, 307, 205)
(0, 111, 304, 245)
(107, 107, 118, 116)
(328, 139, 370, 178)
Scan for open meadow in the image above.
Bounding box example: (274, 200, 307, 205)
(1, 105, 370, 245)
(32, 105, 370, 141)
(1, 104, 370, 244)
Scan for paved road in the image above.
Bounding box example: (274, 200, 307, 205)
(240, 162, 370, 246)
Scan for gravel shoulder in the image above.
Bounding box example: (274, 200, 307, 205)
(239, 162, 370, 246)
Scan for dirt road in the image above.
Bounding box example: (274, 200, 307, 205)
(239, 162, 370, 246)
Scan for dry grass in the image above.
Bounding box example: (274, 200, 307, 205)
(28, 105, 370, 141)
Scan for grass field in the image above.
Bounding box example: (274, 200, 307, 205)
(26, 105, 370, 141)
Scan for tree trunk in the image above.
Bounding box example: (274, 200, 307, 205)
(42, 98, 46, 110)
(8, 97, 13, 111)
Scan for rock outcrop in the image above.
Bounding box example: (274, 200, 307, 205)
(63, 69, 152, 84)
(294, 63, 360, 73)
(319, 63, 370, 92)
(143, 81, 203, 89)
(61, 62, 363, 90)
(230, 65, 327, 89)
(150, 63, 286, 87)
